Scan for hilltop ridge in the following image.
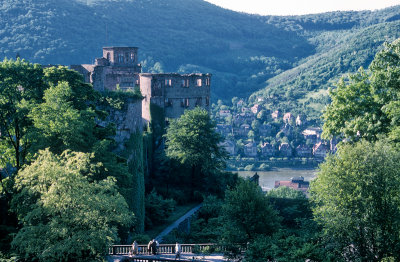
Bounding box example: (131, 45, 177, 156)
(0, 0, 399, 116)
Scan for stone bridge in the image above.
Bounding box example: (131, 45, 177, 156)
(107, 243, 247, 262)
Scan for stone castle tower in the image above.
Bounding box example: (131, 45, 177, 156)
(71, 47, 211, 124)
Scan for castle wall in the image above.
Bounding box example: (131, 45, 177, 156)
(139, 73, 211, 123)
(98, 98, 143, 151)
(163, 74, 210, 119)
(70, 64, 94, 83)
(139, 74, 153, 123)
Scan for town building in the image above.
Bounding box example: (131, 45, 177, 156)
(259, 124, 272, 137)
(233, 113, 255, 126)
(251, 104, 261, 114)
(296, 114, 306, 126)
(313, 142, 330, 159)
(219, 140, 237, 156)
(218, 110, 231, 118)
(283, 112, 294, 124)
(279, 142, 293, 157)
(216, 124, 232, 137)
(271, 110, 281, 120)
(274, 176, 309, 193)
(236, 99, 245, 108)
(244, 142, 258, 157)
(261, 142, 276, 157)
(296, 144, 312, 158)
(302, 127, 322, 143)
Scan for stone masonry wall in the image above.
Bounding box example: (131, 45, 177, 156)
(98, 98, 143, 151)
(139, 73, 211, 123)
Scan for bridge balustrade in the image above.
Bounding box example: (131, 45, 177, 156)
(108, 243, 246, 255)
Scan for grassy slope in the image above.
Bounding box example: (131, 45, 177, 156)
(249, 20, 400, 122)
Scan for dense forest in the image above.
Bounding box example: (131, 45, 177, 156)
(0, 0, 399, 119)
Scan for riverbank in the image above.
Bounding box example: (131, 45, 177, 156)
(226, 157, 320, 171)
(237, 168, 317, 191)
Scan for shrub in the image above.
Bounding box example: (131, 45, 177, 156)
(145, 190, 176, 229)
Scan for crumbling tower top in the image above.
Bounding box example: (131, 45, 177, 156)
(102, 47, 139, 66)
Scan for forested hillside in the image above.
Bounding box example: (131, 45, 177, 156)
(1, 0, 399, 117)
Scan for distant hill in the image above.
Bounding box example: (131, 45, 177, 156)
(1, 0, 399, 119)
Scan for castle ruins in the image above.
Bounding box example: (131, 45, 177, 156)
(71, 47, 211, 125)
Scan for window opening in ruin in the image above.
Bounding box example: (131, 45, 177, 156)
(206, 77, 210, 86)
(165, 98, 173, 107)
(196, 79, 202, 86)
(106, 53, 110, 60)
(165, 79, 172, 86)
(196, 97, 202, 106)
(130, 53, 135, 62)
(206, 97, 209, 106)
(118, 53, 124, 63)
(181, 98, 189, 107)
(125, 52, 129, 62)
(181, 79, 190, 87)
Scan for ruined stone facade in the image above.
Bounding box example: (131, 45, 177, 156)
(140, 73, 210, 122)
(97, 98, 143, 151)
(71, 47, 141, 92)
(71, 47, 211, 125)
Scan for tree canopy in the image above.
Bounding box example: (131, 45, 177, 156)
(323, 39, 400, 141)
(165, 107, 226, 171)
(311, 140, 400, 261)
(29, 81, 97, 154)
(11, 149, 134, 262)
(0, 58, 46, 171)
(221, 179, 280, 243)
(0, 59, 145, 257)
(165, 107, 227, 197)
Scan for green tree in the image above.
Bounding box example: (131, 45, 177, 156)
(0, 59, 47, 255)
(251, 119, 260, 131)
(165, 107, 227, 198)
(43, 66, 97, 111)
(257, 109, 267, 121)
(0, 58, 46, 171)
(323, 39, 400, 141)
(267, 186, 306, 200)
(144, 190, 176, 229)
(311, 140, 400, 261)
(26, 68, 141, 228)
(29, 81, 97, 154)
(248, 130, 255, 141)
(231, 97, 239, 107)
(221, 179, 280, 243)
(0, 60, 145, 235)
(267, 187, 311, 229)
(11, 149, 134, 262)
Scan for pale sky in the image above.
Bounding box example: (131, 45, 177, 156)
(204, 0, 400, 16)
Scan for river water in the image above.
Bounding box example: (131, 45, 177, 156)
(237, 168, 317, 191)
